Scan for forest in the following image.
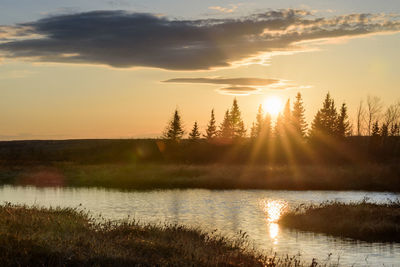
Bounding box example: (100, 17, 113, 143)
(0, 93, 399, 165)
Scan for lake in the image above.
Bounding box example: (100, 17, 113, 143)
(1, 185, 399, 266)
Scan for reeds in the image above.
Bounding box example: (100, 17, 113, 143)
(0, 204, 324, 266)
(279, 200, 400, 242)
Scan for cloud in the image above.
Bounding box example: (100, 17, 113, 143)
(217, 86, 261, 96)
(0, 9, 399, 70)
(163, 77, 279, 86)
(163, 76, 311, 95)
(208, 5, 239, 14)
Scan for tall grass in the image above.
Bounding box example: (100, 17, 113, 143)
(2, 162, 400, 192)
(279, 200, 400, 242)
(0, 204, 331, 266)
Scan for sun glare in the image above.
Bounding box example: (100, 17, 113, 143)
(263, 96, 283, 117)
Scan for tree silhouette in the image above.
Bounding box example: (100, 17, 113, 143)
(251, 105, 264, 138)
(263, 112, 272, 139)
(275, 99, 291, 137)
(292, 92, 307, 138)
(163, 109, 184, 141)
(309, 93, 337, 138)
(371, 121, 380, 136)
(229, 98, 246, 138)
(274, 113, 284, 137)
(219, 109, 233, 139)
(366, 96, 383, 136)
(380, 123, 389, 137)
(390, 123, 399, 136)
(336, 103, 351, 138)
(204, 109, 217, 140)
(189, 121, 201, 141)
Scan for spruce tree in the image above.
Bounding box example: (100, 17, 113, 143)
(309, 93, 337, 138)
(250, 122, 257, 139)
(219, 109, 233, 139)
(275, 99, 291, 137)
(163, 109, 184, 141)
(292, 92, 307, 138)
(336, 103, 351, 138)
(189, 121, 201, 141)
(204, 109, 217, 140)
(263, 113, 272, 138)
(274, 113, 284, 137)
(229, 98, 246, 138)
(251, 105, 264, 138)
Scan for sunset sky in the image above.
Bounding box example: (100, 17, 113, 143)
(0, 0, 399, 139)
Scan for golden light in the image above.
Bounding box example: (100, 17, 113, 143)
(263, 96, 283, 117)
(262, 199, 287, 223)
(269, 223, 279, 244)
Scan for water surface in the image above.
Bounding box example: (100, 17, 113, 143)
(1, 185, 399, 266)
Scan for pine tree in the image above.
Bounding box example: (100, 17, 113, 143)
(336, 103, 351, 138)
(163, 109, 184, 141)
(251, 105, 264, 138)
(204, 109, 217, 140)
(292, 92, 307, 138)
(275, 99, 291, 137)
(262, 113, 272, 138)
(282, 99, 291, 125)
(274, 113, 284, 137)
(219, 109, 233, 139)
(309, 93, 337, 138)
(229, 98, 246, 138)
(189, 121, 201, 141)
(250, 122, 257, 139)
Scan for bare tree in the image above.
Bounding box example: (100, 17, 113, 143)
(384, 101, 400, 128)
(356, 100, 365, 136)
(366, 96, 383, 136)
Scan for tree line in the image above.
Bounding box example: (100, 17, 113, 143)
(163, 92, 400, 143)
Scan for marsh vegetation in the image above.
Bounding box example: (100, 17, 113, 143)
(279, 201, 400, 242)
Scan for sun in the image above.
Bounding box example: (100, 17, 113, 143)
(263, 96, 283, 117)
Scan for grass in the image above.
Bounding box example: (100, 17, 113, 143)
(1, 162, 400, 192)
(279, 201, 400, 242)
(0, 204, 325, 266)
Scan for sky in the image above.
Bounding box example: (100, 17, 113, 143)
(0, 0, 399, 140)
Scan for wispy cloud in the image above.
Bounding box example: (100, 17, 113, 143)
(208, 4, 239, 14)
(217, 86, 261, 96)
(0, 9, 399, 70)
(163, 76, 311, 95)
(163, 77, 279, 86)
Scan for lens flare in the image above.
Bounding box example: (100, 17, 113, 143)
(263, 96, 283, 117)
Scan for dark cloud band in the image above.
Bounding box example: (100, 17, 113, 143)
(0, 10, 399, 70)
(163, 77, 279, 86)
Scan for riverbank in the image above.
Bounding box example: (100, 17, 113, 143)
(279, 201, 400, 242)
(1, 163, 399, 191)
(0, 204, 315, 266)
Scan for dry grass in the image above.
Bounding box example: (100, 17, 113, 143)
(279, 201, 400, 242)
(0, 204, 328, 267)
(2, 162, 400, 192)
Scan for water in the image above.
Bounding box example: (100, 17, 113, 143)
(1, 185, 399, 266)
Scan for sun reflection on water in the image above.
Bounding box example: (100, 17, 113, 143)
(262, 199, 288, 222)
(261, 199, 288, 244)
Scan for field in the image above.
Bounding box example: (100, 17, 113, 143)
(1, 162, 399, 192)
